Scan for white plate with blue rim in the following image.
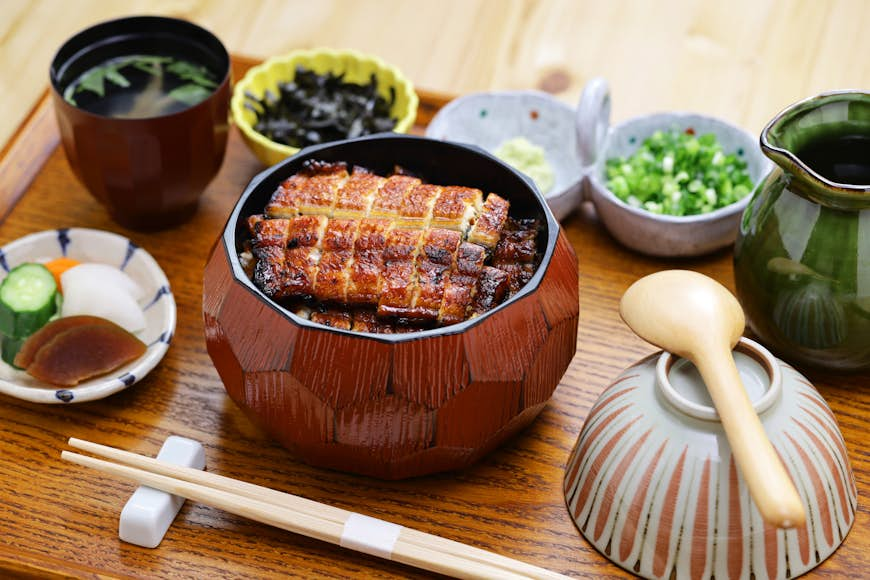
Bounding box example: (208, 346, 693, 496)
(0, 228, 175, 403)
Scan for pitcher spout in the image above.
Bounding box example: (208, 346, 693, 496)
(761, 90, 870, 210)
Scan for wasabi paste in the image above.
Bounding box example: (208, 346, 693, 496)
(494, 137, 555, 194)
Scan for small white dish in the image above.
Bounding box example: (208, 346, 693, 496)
(425, 90, 584, 220)
(577, 77, 772, 257)
(0, 228, 175, 403)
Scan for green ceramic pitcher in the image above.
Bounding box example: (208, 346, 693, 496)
(734, 90, 870, 371)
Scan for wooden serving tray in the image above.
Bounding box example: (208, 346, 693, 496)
(0, 55, 865, 579)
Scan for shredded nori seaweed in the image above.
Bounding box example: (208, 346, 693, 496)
(245, 66, 398, 148)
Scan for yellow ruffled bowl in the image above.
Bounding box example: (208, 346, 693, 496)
(232, 48, 419, 166)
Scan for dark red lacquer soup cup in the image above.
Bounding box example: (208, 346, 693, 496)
(50, 16, 230, 230)
(203, 134, 579, 479)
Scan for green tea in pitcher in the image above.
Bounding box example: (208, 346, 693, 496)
(795, 132, 870, 185)
(63, 54, 218, 118)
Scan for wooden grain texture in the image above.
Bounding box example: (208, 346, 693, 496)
(0, 55, 866, 579)
(0, 93, 59, 222)
(3, 0, 870, 150)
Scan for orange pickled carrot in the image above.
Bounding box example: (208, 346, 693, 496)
(44, 257, 81, 292)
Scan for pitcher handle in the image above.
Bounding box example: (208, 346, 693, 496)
(576, 77, 611, 168)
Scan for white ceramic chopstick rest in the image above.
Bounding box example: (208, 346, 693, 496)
(118, 436, 206, 548)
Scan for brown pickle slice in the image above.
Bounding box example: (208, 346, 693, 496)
(14, 315, 117, 369)
(25, 320, 146, 386)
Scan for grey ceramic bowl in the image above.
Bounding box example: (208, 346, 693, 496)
(577, 78, 771, 257)
(425, 90, 584, 220)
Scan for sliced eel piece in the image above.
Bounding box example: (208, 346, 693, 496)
(312, 219, 360, 303)
(470, 266, 510, 316)
(280, 215, 329, 297)
(396, 183, 441, 229)
(252, 219, 292, 298)
(467, 193, 510, 249)
(430, 186, 483, 235)
(310, 308, 353, 330)
(404, 228, 462, 320)
(438, 242, 486, 325)
(350, 310, 391, 334)
(377, 228, 425, 318)
(351, 310, 421, 334)
(246, 214, 266, 236)
(346, 219, 394, 304)
(265, 174, 307, 218)
(333, 168, 384, 219)
(242, 214, 267, 279)
(266, 161, 348, 218)
(492, 218, 539, 263)
(491, 217, 539, 295)
(494, 262, 536, 295)
(252, 217, 290, 247)
(369, 174, 421, 219)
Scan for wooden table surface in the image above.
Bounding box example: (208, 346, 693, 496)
(3, 0, 870, 150)
(0, 3, 868, 579)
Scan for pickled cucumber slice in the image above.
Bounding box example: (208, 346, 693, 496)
(0, 263, 58, 338)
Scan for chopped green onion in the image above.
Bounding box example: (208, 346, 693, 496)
(605, 128, 755, 216)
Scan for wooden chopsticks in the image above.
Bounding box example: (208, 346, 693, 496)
(62, 439, 569, 580)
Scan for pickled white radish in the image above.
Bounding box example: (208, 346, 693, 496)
(59, 264, 145, 333)
(61, 281, 146, 333)
(61, 264, 144, 300)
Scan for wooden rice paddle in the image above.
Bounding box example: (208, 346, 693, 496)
(619, 270, 805, 528)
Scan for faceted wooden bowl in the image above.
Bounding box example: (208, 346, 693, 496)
(203, 134, 579, 479)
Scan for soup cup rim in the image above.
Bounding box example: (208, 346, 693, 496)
(48, 14, 231, 123)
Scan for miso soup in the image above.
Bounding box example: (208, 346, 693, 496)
(63, 54, 218, 119)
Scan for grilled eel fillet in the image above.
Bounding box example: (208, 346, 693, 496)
(247, 162, 537, 330)
(265, 161, 509, 250)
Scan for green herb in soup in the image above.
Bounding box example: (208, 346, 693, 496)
(64, 55, 218, 118)
(605, 129, 754, 216)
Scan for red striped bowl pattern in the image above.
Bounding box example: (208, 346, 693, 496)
(563, 348, 856, 579)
